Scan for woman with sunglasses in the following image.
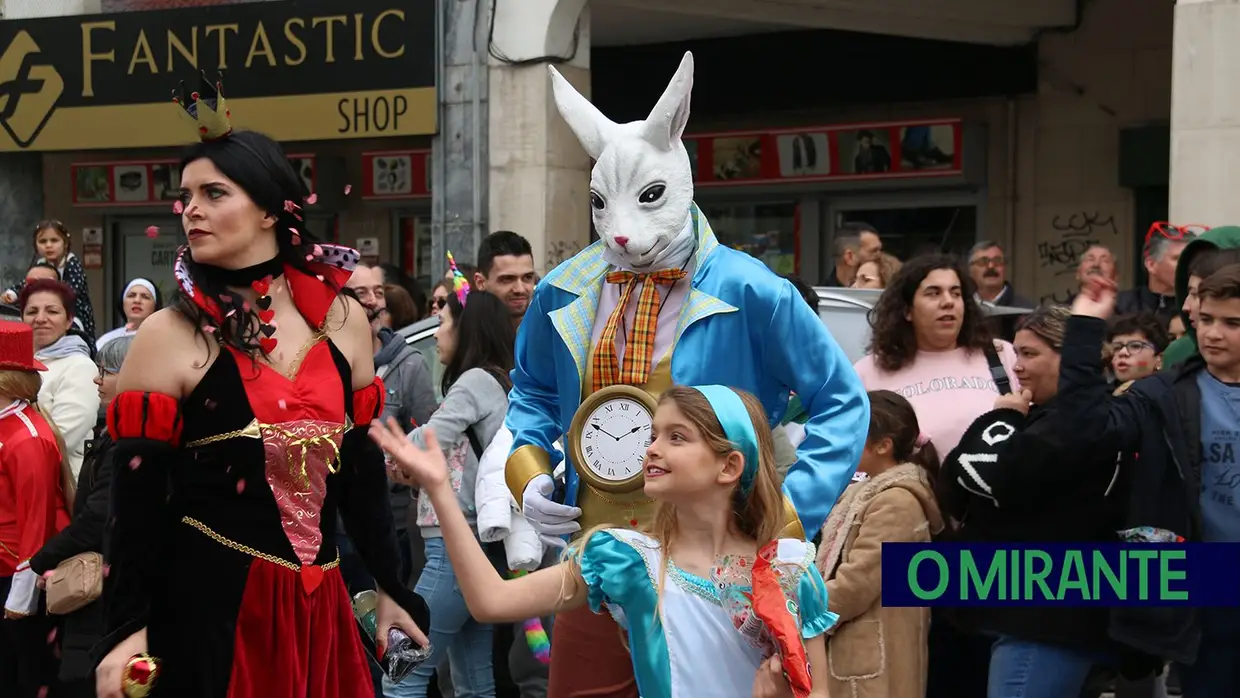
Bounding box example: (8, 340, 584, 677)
(428, 281, 451, 318)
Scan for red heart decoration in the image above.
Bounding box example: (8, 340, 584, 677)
(258, 309, 275, 324)
(251, 277, 271, 296)
(300, 565, 324, 594)
(259, 337, 278, 354)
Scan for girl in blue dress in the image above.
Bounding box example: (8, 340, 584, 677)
(371, 384, 836, 698)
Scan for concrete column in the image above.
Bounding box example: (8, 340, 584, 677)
(432, 0, 490, 272)
(0, 153, 43, 291)
(487, 0, 592, 274)
(1169, 0, 1240, 225)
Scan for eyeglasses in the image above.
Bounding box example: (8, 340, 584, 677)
(1109, 340, 1156, 355)
(429, 297, 447, 310)
(1145, 222, 1209, 250)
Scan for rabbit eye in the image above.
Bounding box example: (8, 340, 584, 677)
(638, 184, 666, 204)
(590, 192, 606, 210)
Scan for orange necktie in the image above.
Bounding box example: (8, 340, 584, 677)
(591, 269, 686, 392)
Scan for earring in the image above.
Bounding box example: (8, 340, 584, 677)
(252, 276, 277, 354)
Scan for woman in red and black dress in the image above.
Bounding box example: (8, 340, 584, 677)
(94, 82, 429, 698)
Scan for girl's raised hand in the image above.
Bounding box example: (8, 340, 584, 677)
(369, 418, 449, 490)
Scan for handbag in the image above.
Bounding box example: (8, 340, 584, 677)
(45, 551, 104, 615)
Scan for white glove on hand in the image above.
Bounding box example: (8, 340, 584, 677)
(521, 473, 582, 549)
(4, 564, 39, 618)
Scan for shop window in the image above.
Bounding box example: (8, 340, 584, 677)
(836, 206, 977, 261)
(397, 212, 434, 288)
(697, 201, 799, 275)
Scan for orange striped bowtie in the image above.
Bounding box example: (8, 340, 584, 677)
(591, 269, 687, 392)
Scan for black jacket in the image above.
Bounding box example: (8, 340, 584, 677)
(1116, 286, 1178, 327)
(1058, 315, 1205, 664)
(30, 418, 116, 681)
(939, 400, 1128, 655)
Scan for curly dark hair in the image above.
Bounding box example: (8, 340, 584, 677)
(866, 254, 993, 372)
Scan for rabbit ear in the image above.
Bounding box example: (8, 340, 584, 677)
(548, 65, 616, 160)
(640, 52, 694, 152)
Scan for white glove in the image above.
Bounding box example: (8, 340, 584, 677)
(521, 473, 582, 549)
(4, 564, 39, 617)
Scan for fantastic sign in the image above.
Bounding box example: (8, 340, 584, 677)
(0, 0, 435, 151)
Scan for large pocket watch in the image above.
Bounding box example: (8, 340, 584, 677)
(567, 385, 659, 493)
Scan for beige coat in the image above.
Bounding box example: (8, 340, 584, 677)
(816, 464, 944, 698)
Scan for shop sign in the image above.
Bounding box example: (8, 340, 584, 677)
(0, 0, 435, 152)
(360, 149, 432, 199)
(687, 118, 963, 187)
(71, 153, 315, 206)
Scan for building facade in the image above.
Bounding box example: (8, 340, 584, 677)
(0, 0, 1227, 335)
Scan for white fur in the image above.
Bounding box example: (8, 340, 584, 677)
(549, 52, 697, 271)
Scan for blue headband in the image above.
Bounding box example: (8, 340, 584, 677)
(692, 385, 761, 495)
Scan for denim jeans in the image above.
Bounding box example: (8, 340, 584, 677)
(383, 537, 495, 698)
(1179, 607, 1240, 697)
(988, 636, 1108, 698)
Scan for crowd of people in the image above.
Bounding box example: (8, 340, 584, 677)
(2, 56, 1239, 698)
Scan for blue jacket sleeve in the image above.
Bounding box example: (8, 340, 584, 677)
(505, 283, 567, 500)
(765, 282, 868, 539)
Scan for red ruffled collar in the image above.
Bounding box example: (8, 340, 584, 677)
(174, 244, 361, 330)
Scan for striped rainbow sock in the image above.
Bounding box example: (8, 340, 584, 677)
(509, 569, 551, 664)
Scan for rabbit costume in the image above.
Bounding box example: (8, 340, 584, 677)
(503, 52, 868, 697)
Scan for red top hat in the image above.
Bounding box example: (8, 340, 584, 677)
(0, 321, 48, 372)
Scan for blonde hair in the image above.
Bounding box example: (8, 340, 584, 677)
(563, 386, 785, 633)
(0, 369, 75, 508)
(870, 253, 903, 288)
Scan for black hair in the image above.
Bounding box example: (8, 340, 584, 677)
(441, 290, 515, 396)
(378, 262, 427, 323)
(866, 389, 941, 484)
(28, 261, 59, 279)
(174, 130, 333, 357)
(477, 231, 533, 277)
(781, 274, 819, 311)
(867, 254, 993, 372)
(1108, 312, 1171, 353)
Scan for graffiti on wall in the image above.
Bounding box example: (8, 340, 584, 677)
(1034, 208, 1125, 305)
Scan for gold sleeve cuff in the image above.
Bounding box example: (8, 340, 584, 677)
(777, 494, 806, 541)
(506, 444, 553, 507)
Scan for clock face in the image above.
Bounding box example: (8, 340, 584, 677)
(579, 397, 654, 483)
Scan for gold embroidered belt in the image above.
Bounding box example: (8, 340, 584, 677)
(184, 418, 352, 488)
(181, 516, 339, 573)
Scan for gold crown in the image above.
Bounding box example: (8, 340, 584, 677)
(172, 72, 233, 141)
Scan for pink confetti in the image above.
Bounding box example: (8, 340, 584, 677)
(283, 199, 299, 213)
(306, 254, 315, 262)
(129, 456, 142, 470)
(236, 479, 246, 494)
(203, 325, 217, 334)
(145, 226, 159, 239)
(305, 192, 318, 205)
(291, 232, 301, 245)
(278, 399, 287, 410)
(241, 302, 250, 311)
(316, 274, 324, 282)
(344, 184, 352, 195)
(172, 200, 184, 214)
(312, 244, 323, 257)
(41, 570, 55, 580)
(219, 293, 232, 303)
(102, 563, 110, 578)
(225, 309, 236, 318)
(205, 399, 217, 410)
(47, 627, 57, 644)
(38, 687, 48, 698)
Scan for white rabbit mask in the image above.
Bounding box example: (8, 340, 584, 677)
(548, 52, 696, 271)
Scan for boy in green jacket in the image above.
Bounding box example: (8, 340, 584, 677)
(1163, 226, 1240, 367)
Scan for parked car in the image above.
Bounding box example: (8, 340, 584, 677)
(398, 289, 1034, 401)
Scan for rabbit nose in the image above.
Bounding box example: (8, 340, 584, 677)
(614, 236, 629, 248)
